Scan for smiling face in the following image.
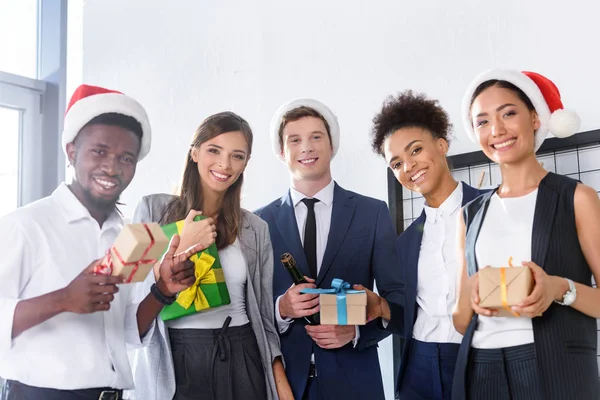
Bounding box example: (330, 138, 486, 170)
(66, 123, 140, 213)
(383, 126, 450, 197)
(281, 116, 333, 183)
(470, 85, 540, 164)
(191, 130, 249, 195)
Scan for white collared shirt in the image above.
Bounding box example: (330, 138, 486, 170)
(0, 183, 152, 390)
(412, 182, 463, 344)
(289, 179, 335, 272)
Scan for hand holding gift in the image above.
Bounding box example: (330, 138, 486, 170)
(352, 284, 391, 321)
(159, 216, 230, 321)
(63, 259, 124, 313)
(470, 272, 498, 317)
(94, 223, 169, 283)
(177, 210, 217, 254)
(511, 261, 565, 318)
(476, 257, 534, 317)
(300, 278, 367, 325)
(155, 234, 200, 296)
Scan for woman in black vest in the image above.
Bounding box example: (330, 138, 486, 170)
(452, 69, 600, 400)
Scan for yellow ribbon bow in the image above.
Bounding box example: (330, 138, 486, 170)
(175, 251, 217, 311)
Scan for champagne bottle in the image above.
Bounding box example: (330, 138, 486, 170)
(280, 253, 320, 325)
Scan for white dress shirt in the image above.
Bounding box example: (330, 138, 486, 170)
(412, 182, 463, 344)
(0, 183, 152, 390)
(274, 180, 360, 346)
(166, 239, 249, 329)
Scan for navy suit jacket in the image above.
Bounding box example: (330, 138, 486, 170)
(385, 183, 484, 394)
(255, 182, 402, 400)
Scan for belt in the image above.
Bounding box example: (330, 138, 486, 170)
(98, 390, 122, 400)
(308, 362, 317, 378)
(2, 380, 123, 400)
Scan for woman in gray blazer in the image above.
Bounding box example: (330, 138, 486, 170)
(128, 112, 291, 400)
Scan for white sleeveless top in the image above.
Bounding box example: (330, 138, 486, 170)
(166, 239, 250, 329)
(472, 189, 537, 349)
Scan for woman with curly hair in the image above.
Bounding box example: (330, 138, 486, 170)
(357, 90, 485, 399)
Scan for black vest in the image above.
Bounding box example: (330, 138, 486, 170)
(452, 172, 600, 400)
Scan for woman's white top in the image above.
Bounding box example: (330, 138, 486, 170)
(166, 239, 250, 329)
(472, 190, 537, 349)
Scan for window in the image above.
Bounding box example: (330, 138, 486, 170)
(0, 107, 20, 216)
(0, 75, 45, 214)
(0, 0, 39, 78)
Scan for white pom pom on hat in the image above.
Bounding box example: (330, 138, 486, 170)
(462, 69, 580, 152)
(63, 84, 152, 160)
(269, 98, 340, 162)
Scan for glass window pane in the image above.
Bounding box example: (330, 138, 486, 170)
(67, 0, 84, 98)
(0, 107, 20, 216)
(0, 0, 38, 78)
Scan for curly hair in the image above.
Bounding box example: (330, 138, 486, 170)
(371, 90, 452, 156)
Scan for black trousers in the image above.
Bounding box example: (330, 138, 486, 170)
(169, 320, 267, 400)
(467, 343, 543, 400)
(1, 380, 122, 400)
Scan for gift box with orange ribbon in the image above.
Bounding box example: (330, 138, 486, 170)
(94, 223, 169, 283)
(478, 257, 533, 317)
(159, 217, 230, 321)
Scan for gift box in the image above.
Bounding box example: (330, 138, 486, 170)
(478, 260, 533, 317)
(159, 216, 230, 321)
(301, 278, 367, 325)
(94, 223, 169, 283)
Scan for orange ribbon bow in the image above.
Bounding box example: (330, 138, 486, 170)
(500, 256, 521, 317)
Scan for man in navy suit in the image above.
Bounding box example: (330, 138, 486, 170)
(255, 99, 403, 400)
(357, 91, 486, 399)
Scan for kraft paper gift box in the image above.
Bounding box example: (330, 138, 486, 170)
(478, 265, 533, 317)
(94, 223, 169, 283)
(320, 291, 367, 325)
(159, 216, 230, 321)
(301, 278, 367, 325)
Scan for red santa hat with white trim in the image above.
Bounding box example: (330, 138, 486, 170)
(462, 69, 580, 152)
(62, 84, 152, 160)
(269, 98, 340, 162)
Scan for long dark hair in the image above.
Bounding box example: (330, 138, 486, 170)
(160, 112, 253, 249)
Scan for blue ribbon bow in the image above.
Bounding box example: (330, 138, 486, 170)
(301, 278, 365, 324)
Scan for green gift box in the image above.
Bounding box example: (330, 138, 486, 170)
(159, 217, 230, 321)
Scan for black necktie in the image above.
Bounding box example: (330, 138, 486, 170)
(302, 198, 320, 279)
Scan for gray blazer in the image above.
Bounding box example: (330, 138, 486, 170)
(126, 194, 281, 400)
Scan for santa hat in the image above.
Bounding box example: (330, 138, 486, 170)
(270, 98, 340, 162)
(63, 84, 152, 160)
(462, 69, 580, 152)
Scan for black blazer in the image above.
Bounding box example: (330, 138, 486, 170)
(452, 172, 600, 400)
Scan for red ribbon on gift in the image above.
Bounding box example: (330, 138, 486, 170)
(96, 224, 158, 283)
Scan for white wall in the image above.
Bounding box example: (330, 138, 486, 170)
(80, 1, 600, 397)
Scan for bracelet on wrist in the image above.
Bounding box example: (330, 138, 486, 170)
(150, 283, 176, 305)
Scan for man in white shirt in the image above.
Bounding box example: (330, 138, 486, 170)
(0, 85, 199, 400)
(255, 99, 403, 400)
